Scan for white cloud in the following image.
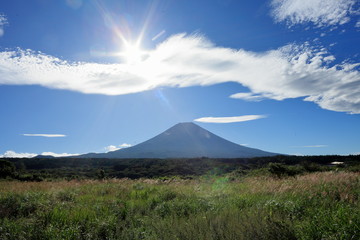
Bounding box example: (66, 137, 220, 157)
(291, 153, 304, 156)
(194, 115, 266, 123)
(230, 92, 265, 102)
(104, 145, 119, 152)
(40, 152, 79, 157)
(0, 34, 359, 113)
(119, 143, 132, 148)
(22, 134, 66, 137)
(0, 150, 37, 158)
(0, 15, 6, 25)
(292, 145, 328, 148)
(303, 145, 328, 148)
(0, 150, 78, 158)
(0, 14, 8, 37)
(356, 20, 360, 27)
(104, 143, 132, 152)
(271, 0, 358, 27)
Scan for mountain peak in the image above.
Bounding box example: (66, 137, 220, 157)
(79, 122, 279, 158)
(173, 122, 199, 127)
(178, 122, 195, 124)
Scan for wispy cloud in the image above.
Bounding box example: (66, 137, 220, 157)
(104, 145, 119, 152)
(0, 150, 36, 158)
(104, 143, 132, 152)
(292, 145, 328, 148)
(22, 134, 66, 138)
(40, 152, 79, 157)
(303, 145, 328, 148)
(229, 92, 265, 102)
(194, 115, 266, 123)
(0, 14, 8, 37)
(0, 34, 359, 113)
(119, 143, 132, 148)
(0, 14, 7, 27)
(271, 0, 358, 27)
(0, 150, 78, 158)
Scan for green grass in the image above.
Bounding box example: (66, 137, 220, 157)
(1, 172, 360, 239)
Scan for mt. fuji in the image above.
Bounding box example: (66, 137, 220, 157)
(79, 122, 279, 158)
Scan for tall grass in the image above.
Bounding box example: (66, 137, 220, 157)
(0, 171, 359, 239)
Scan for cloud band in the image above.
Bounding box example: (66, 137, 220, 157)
(0, 34, 359, 113)
(194, 115, 267, 123)
(22, 134, 66, 138)
(271, 0, 358, 27)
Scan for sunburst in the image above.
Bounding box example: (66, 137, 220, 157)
(121, 41, 145, 63)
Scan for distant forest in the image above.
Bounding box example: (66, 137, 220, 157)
(1, 155, 360, 181)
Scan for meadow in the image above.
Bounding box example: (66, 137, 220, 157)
(1, 171, 360, 240)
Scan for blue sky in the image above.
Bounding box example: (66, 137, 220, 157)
(0, 0, 359, 157)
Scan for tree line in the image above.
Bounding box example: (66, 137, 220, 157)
(1, 154, 359, 180)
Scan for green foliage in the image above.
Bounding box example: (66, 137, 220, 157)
(0, 160, 16, 178)
(0, 155, 359, 239)
(1, 171, 360, 239)
(0, 192, 49, 219)
(268, 163, 301, 178)
(2, 154, 360, 180)
(97, 168, 106, 180)
(268, 163, 288, 178)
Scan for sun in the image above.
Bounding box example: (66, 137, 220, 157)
(112, 26, 148, 64)
(121, 41, 145, 64)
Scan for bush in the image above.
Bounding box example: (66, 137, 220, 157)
(268, 163, 300, 178)
(0, 160, 16, 178)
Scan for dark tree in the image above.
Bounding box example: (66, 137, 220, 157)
(268, 163, 288, 178)
(0, 160, 16, 178)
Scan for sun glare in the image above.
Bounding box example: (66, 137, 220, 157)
(111, 16, 148, 64)
(121, 41, 145, 64)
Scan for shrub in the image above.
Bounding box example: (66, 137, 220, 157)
(268, 163, 296, 178)
(0, 160, 16, 179)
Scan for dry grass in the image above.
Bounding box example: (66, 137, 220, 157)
(242, 171, 360, 195)
(2, 171, 359, 199)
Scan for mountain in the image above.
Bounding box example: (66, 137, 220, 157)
(79, 122, 279, 158)
(33, 155, 55, 159)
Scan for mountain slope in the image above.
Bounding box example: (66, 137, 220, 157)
(80, 122, 278, 158)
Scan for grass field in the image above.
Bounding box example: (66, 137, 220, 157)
(1, 171, 360, 239)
